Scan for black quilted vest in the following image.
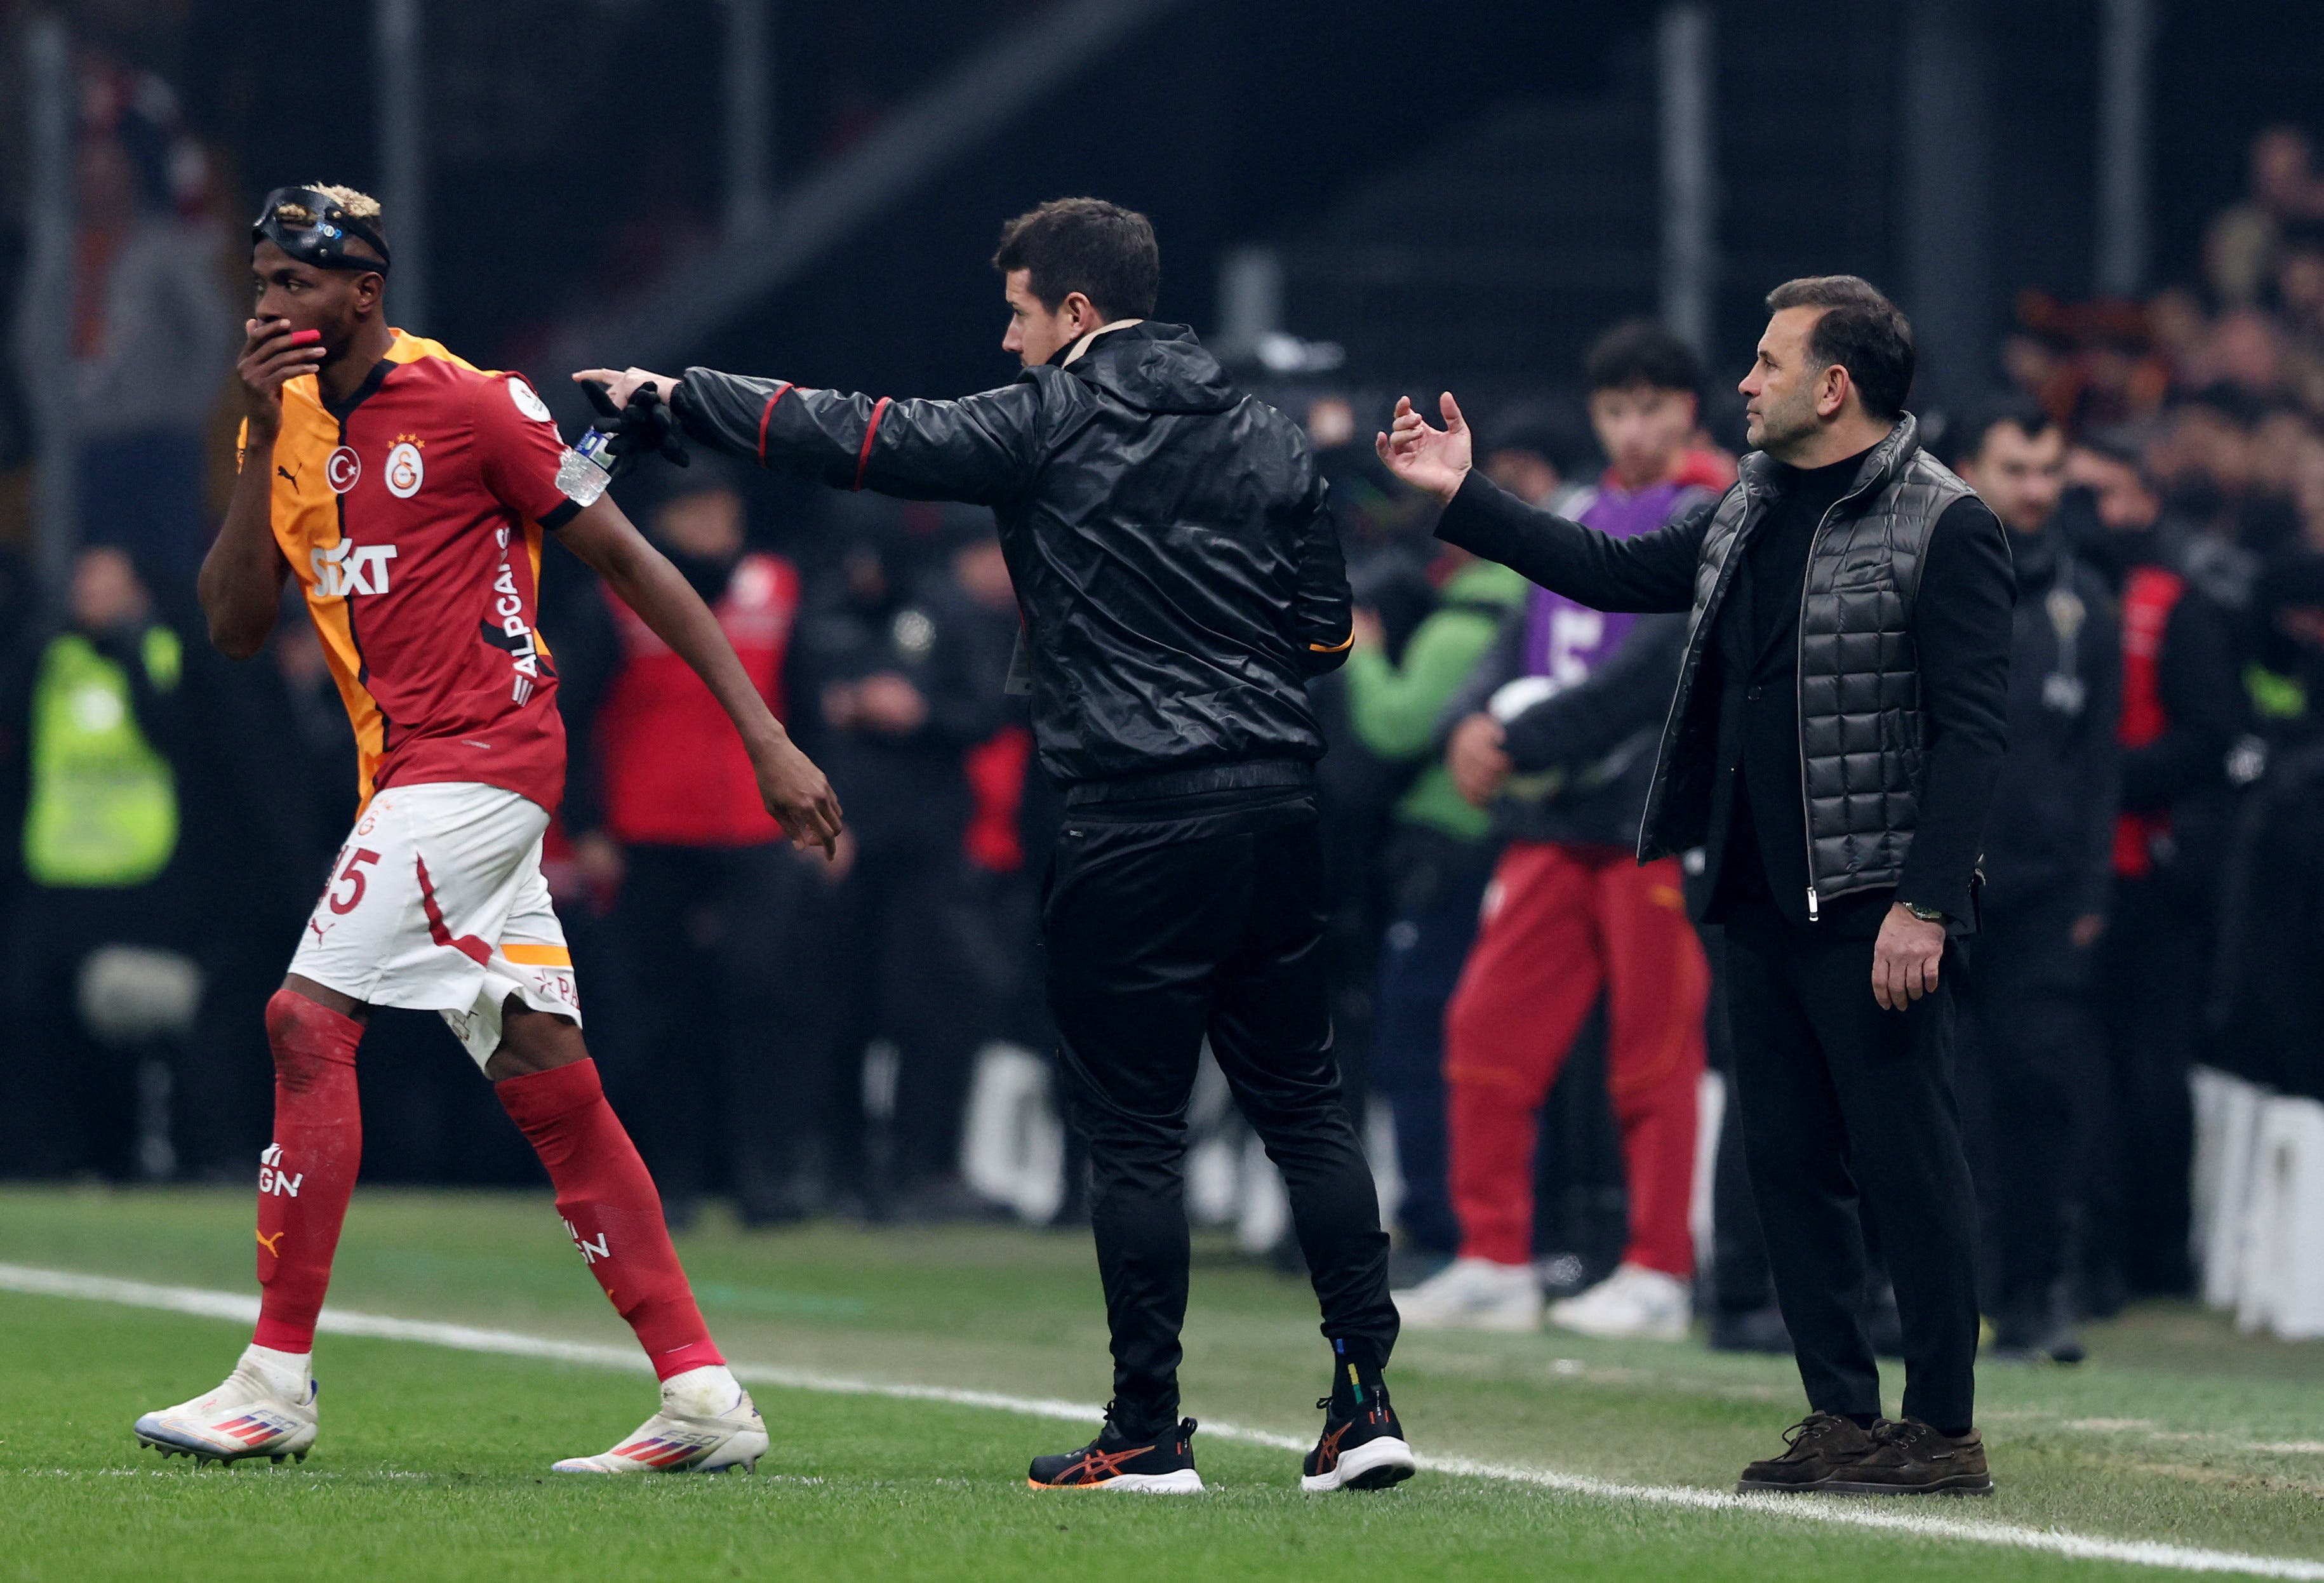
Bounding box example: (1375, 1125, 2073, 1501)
(1635, 415, 1975, 909)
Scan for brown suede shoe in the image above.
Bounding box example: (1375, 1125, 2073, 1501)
(1822, 1418, 1993, 1496)
(1735, 1412, 1877, 1493)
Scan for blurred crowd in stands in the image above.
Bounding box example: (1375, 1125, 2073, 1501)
(3, 95, 2323, 1363)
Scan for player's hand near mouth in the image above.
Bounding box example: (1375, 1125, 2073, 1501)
(237, 317, 330, 431)
(200, 320, 330, 659)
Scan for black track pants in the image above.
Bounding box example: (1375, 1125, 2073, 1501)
(1723, 911, 1982, 1433)
(1043, 805, 1396, 1433)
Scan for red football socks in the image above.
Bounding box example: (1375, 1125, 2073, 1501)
(495, 1059, 724, 1380)
(252, 990, 366, 1354)
(248, 1008, 718, 1380)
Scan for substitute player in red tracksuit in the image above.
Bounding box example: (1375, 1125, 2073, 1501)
(133, 185, 840, 1474)
(1394, 323, 1721, 1337)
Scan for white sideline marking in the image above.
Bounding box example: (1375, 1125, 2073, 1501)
(2, 1262, 2319, 1580)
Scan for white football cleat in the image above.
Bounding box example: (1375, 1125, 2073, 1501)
(134, 1345, 319, 1466)
(1392, 1257, 1542, 1332)
(552, 1365, 769, 1474)
(1546, 1262, 1692, 1340)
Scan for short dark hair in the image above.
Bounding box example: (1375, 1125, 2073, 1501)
(1582, 319, 1701, 397)
(1764, 275, 1916, 420)
(992, 197, 1159, 321)
(1947, 391, 2058, 468)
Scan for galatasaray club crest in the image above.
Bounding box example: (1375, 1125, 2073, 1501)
(386, 439, 425, 499)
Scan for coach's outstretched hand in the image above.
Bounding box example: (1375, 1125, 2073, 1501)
(575, 366, 676, 408)
(578, 377, 690, 476)
(1376, 392, 1474, 505)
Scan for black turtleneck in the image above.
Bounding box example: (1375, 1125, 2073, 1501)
(1713, 450, 1888, 928)
(1747, 450, 1873, 657)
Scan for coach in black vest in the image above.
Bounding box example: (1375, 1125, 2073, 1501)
(1381, 276, 2012, 1496)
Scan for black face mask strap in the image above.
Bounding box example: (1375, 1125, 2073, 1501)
(326, 212, 391, 269)
(251, 187, 392, 276)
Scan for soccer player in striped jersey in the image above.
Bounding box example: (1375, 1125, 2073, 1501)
(132, 185, 841, 1473)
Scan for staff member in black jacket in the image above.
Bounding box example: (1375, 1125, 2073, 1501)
(576, 198, 1411, 1496)
(1380, 276, 2013, 1497)
(1947, 396, 2120, 1368)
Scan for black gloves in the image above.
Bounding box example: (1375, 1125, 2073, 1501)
(579, 380, 690, 478)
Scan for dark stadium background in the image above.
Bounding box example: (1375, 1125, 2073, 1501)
(4, 1, 2323, 1273)
(49, 0, 2324, 404)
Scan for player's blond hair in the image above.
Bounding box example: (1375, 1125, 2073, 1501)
(307, 184, 384, 225)
(267, 185, 385, 236)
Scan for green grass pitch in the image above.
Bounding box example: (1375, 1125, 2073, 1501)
(3, 1186, 2322, 1582)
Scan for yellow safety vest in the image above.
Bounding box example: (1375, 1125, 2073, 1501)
(22, 625, 182, 888)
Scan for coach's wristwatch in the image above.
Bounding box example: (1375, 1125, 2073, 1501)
(1903, 901, 1947, 925)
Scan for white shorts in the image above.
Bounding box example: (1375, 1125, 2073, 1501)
(288, 782, 581, 1068)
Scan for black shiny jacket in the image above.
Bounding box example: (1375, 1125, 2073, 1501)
(671, 322, 1352, 789)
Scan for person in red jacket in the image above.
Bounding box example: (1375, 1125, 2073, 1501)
(563, 456, 824, 1226)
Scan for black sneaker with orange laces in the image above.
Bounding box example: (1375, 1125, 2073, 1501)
(1027, 1413, 1204, 1494)
(1301, 1387, 1417, 1492)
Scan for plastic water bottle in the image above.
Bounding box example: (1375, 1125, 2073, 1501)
(554, 427, 618, 507)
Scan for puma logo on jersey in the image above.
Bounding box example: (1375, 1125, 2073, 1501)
(277, 462, 302, 491)
(313, 540, 399, 596)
